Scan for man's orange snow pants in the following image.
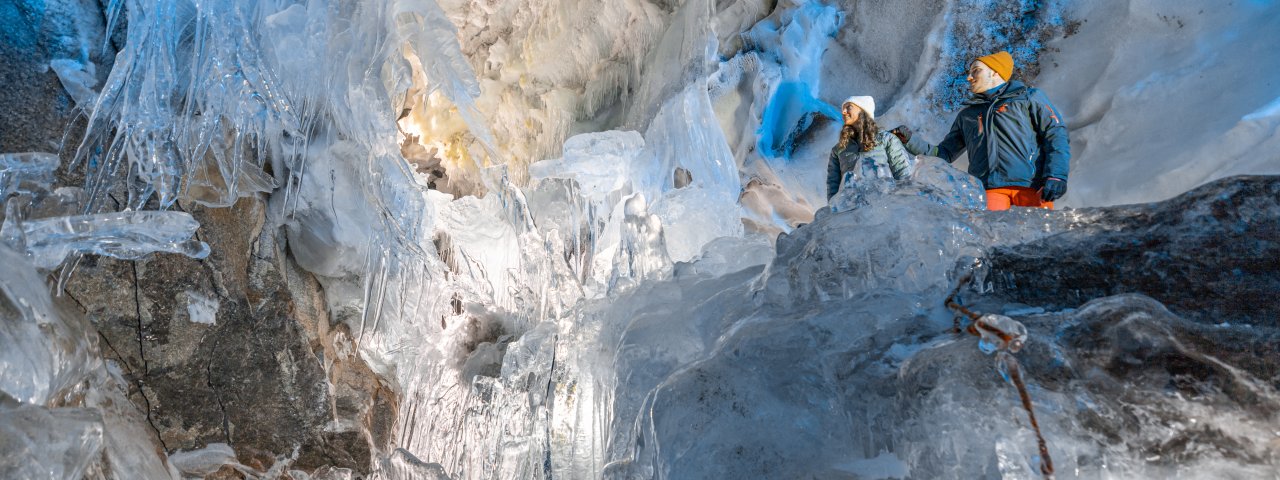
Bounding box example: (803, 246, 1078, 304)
(986, 186, 1053, 211)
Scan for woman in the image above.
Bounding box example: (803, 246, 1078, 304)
(826, 96, 912, 200)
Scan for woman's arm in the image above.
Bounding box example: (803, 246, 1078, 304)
(884, 134, 913, 180)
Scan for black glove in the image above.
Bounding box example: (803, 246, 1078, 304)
(891, 125, 912, 144)
(1040, 177, 1067, 202)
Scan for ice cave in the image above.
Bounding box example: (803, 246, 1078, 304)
(1, 0, 1278, 478)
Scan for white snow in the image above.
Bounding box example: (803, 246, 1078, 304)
(49, 58, 98, 105)
(184, 291, 219, 325)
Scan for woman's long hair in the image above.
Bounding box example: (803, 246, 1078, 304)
(836, 113, 881, 152)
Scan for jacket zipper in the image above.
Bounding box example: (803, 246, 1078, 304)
(982, 98, 1000, 169)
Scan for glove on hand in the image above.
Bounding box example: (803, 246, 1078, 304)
(891, 125, 912, 144)
(1040, 177, 1067, 202)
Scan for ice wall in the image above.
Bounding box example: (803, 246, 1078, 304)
(401, 0, 676, 186)
(1034, 0, 1280, 206)
(749, 2, 843, 159)
(3, 0, 481, 476)
(705, 0, 851, 235)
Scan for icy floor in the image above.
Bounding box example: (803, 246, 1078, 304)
(374, 169, 1280, 479)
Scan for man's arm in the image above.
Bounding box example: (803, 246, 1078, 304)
(903, 117, 966, 163)
(827, 150, 841, 200)
(1029, 90, 1070, 181)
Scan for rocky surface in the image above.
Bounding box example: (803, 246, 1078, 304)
(0, 0, 113, 154)
(63, 196, 397, 473)
(935, 175, 1280, 474)
(986, 176, 1280, 326)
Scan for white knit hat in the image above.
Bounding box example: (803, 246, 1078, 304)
(842, 95, 876, 120)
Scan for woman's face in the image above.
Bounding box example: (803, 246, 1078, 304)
(842, 103, 862, 125)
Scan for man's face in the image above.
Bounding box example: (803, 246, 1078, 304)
(967, 61, 1002, 94)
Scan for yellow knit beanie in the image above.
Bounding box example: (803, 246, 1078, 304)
(976, 51, 1015, 81)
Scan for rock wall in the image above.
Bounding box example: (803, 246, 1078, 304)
(63, 197, 397, 473)
(1, 0, 397, 475)
(986, 176, 1280, 326)
(0, 0, 113, 153)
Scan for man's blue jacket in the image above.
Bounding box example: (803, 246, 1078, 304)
(904, 80, 1070, 189)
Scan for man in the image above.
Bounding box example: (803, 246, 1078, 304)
(893, 51, 1069, 210)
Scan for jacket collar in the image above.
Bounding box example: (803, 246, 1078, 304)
(965, 80, 1027, 105)
(976, 82, 1007, 101)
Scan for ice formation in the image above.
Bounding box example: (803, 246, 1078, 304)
(2, 0, 1279, 478)
(0, 152, 209, 271)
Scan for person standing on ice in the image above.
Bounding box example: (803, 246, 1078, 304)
(891, 51, 1070, 210)
(827, 96, 912, 200)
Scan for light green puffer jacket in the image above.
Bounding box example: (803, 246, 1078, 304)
(827, 131, 912, 199)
